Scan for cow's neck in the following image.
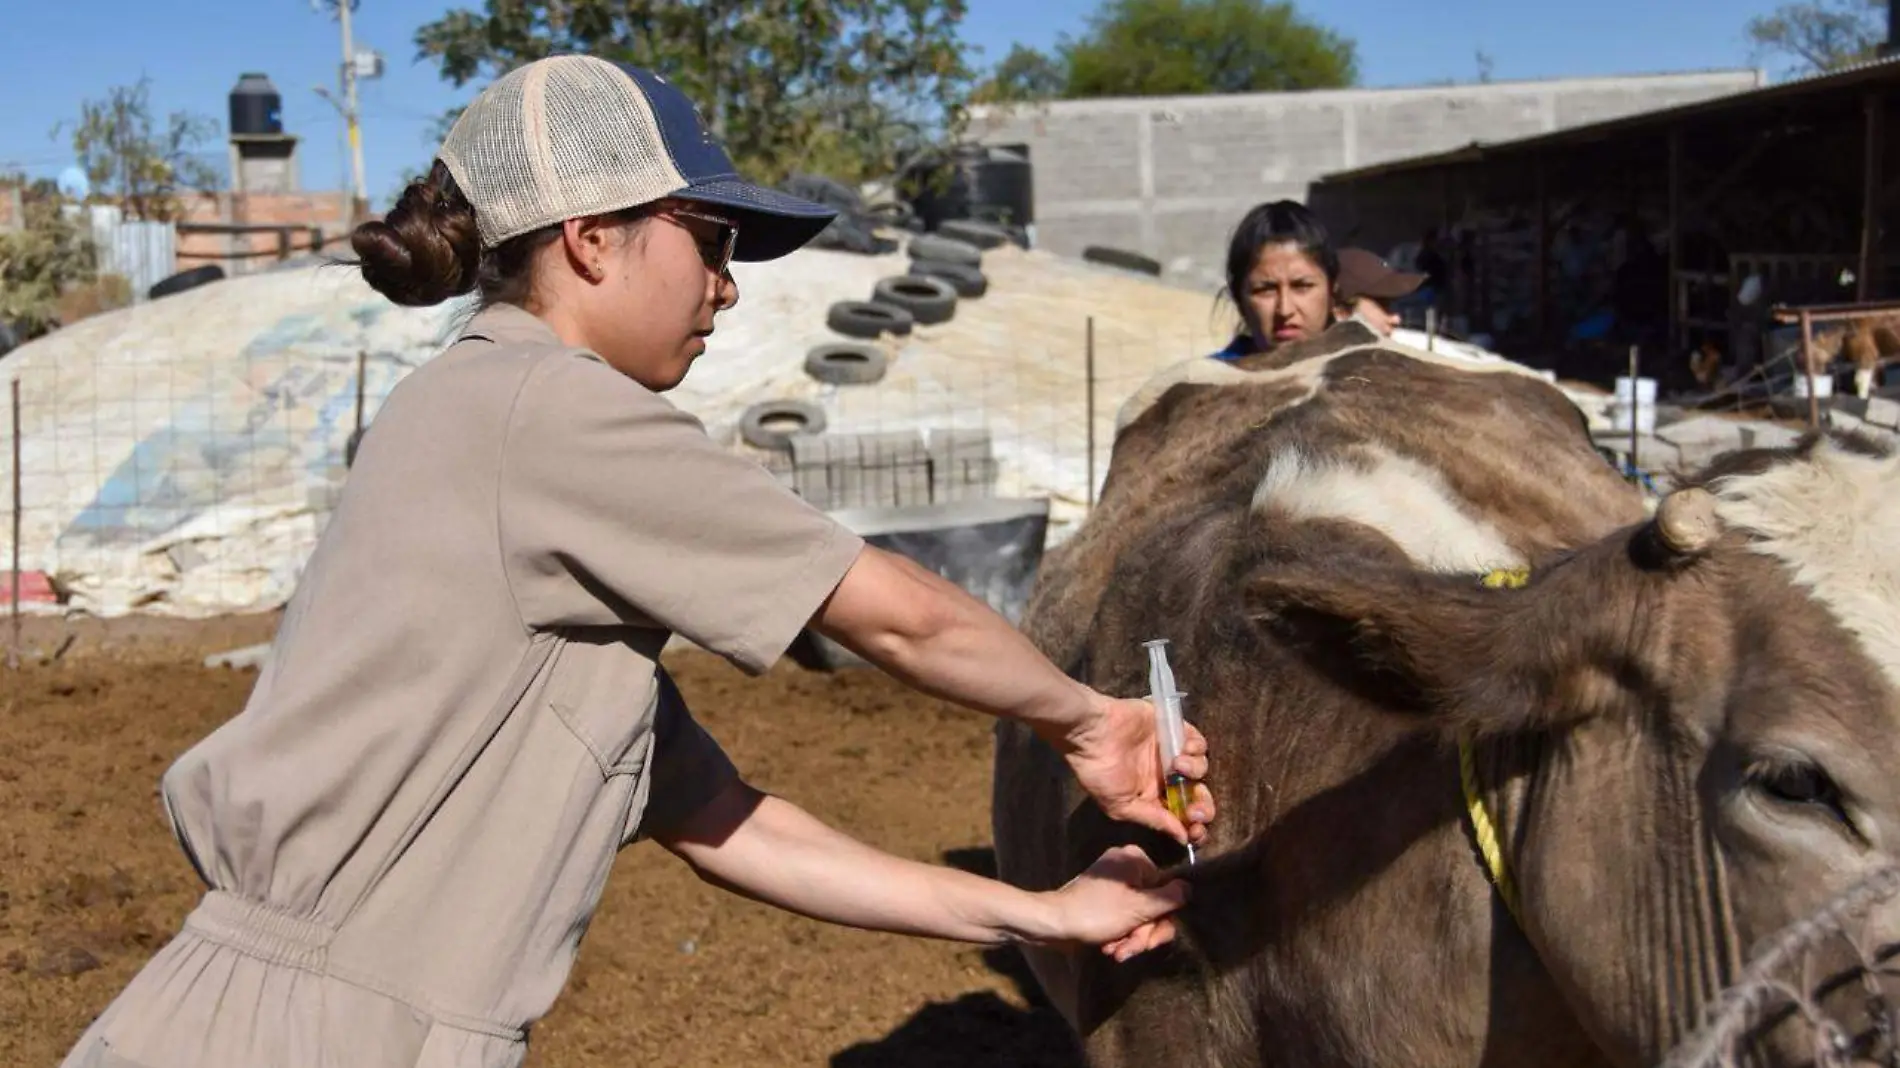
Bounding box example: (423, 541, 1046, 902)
(1475, 719, 1745, 1066)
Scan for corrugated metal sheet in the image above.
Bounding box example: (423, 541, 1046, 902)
(1317, 55, 1900, 186)
(82, 205, 176, 301)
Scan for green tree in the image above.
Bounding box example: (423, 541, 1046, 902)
(972, 44, 1068, 104)
(1060, 0, 1357, 98)
(1746, 0, 1888, 75)
(63, 78, 220, 222)
(413, 1, 976, 185)
(0, 178, 99, 338)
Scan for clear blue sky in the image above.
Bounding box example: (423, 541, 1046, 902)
(1, 0, 1790, 210)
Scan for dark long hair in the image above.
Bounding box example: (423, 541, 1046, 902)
(1221, 199, 1338, 351)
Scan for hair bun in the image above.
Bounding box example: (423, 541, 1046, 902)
(349, 160, 481, 307)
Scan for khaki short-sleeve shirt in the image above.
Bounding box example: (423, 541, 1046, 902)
(141, 303, 865, 1055)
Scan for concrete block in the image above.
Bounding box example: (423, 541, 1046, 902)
(930, 429, 994, 503)
(791, 435, 837, 508)
(863, 431, 931, 508)
(983, 72, 1756, 280)
(834, 437, 865, 508)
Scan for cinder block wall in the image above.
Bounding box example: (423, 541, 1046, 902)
(173, 191, 357, 274)
(968, 70, 1761, 291)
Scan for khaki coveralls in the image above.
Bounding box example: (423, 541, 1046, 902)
(61, 304, 867, 1068)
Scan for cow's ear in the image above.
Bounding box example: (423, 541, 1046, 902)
(1241, 489, 1722, 737)
(1242, 560, 1559, 734)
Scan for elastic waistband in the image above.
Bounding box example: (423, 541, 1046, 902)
(185, 890, 335, 972)
(182, 891, 525, 1043)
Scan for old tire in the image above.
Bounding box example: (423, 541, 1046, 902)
(871, 276, 957, 326)
(826, 300, 914, 339)
(908, 260, 988, 299)
(1082, 245, 1163, 277)
(148, 265, 226, 300)
(938, 219, 1011, 250)
(805, 342, 889, 385)
(740, 399, 828, 452)
(907, 234, 983, 267)
(865, 200, 916, 226)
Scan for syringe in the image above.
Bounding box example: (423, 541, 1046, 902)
(1142, 638, 1197, 864)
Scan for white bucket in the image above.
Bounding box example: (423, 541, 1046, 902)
(1611, 401, 1657, 434)
(1611, 376, 1657, 434)
(1792, 374, 1834, 399)
(1614, 376, 1658, 404)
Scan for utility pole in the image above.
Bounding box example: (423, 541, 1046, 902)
(338, 0, 367, 223)
(313, 0, 380, 223)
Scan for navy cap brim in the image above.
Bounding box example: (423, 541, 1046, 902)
(671, 179, 839, 262)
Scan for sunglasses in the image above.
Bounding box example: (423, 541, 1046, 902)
(657, 204, 740, 276)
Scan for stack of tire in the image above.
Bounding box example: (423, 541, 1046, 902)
(744, 218, 1014, 452)
(806, 218, 1012, 390)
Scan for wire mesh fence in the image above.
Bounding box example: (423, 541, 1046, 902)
(4, 286, 1883, 632)
(1662, 865, 1900, 1068)
(0, 313, 1222, 625)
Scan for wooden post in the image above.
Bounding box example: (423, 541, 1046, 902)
(354, 350, 367, 438)
(1800, 309, 1819, 429)
(1628, 345, 1641, 477)
(9, 378, 20, 670)
(1858, 93, 1884, 302)
(1085, 317, 1097, 509)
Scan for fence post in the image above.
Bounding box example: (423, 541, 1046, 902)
(1799, 308, 1819, 430)
(10, 377, 20, 670)
(1085, 316, 1097, 509)
(1628, 345, 1640, 478)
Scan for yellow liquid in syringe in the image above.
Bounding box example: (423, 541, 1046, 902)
(1165, 775, 1198, 864)
(1164, 778, 1192, 823)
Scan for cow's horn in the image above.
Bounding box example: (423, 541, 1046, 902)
(1655, 487, 1721, 555)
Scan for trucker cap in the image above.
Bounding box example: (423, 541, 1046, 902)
(1335, 247, 1428, 301)
(436, 54, 837, 262)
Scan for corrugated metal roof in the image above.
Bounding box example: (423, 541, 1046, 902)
(1317, 54, 1900, 186)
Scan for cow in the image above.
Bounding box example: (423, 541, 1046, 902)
(992, 319, 1900, 1068)
(1835, 315, 1900, 400)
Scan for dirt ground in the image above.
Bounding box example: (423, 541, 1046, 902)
(0, 613, 1084, 1067)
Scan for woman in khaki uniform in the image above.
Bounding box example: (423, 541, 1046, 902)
(61, 55, 1214, 1068)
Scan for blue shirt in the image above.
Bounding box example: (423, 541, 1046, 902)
(1210, 334, 1253, 362)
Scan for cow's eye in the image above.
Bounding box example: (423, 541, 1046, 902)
(1751, 760, 1854, 831)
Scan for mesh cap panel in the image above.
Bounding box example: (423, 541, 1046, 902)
(440, 55, 688, 249)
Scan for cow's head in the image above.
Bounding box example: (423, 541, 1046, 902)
(1246, 432, 1900, 1066)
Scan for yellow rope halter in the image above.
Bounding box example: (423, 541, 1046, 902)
(1463, 566, 1530, 923)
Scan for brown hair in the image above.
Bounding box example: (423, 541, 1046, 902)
(348, 160, 640, 310)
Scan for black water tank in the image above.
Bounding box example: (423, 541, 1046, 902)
(898, 148, 977, 231)
(972, 146, 1033, 227)
(230, 73, 283, 137)
(899, 145, 1036, 231)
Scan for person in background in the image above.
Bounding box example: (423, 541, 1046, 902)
(1209, 199, 1339, 361)
(1331, 246, 1426, 337)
